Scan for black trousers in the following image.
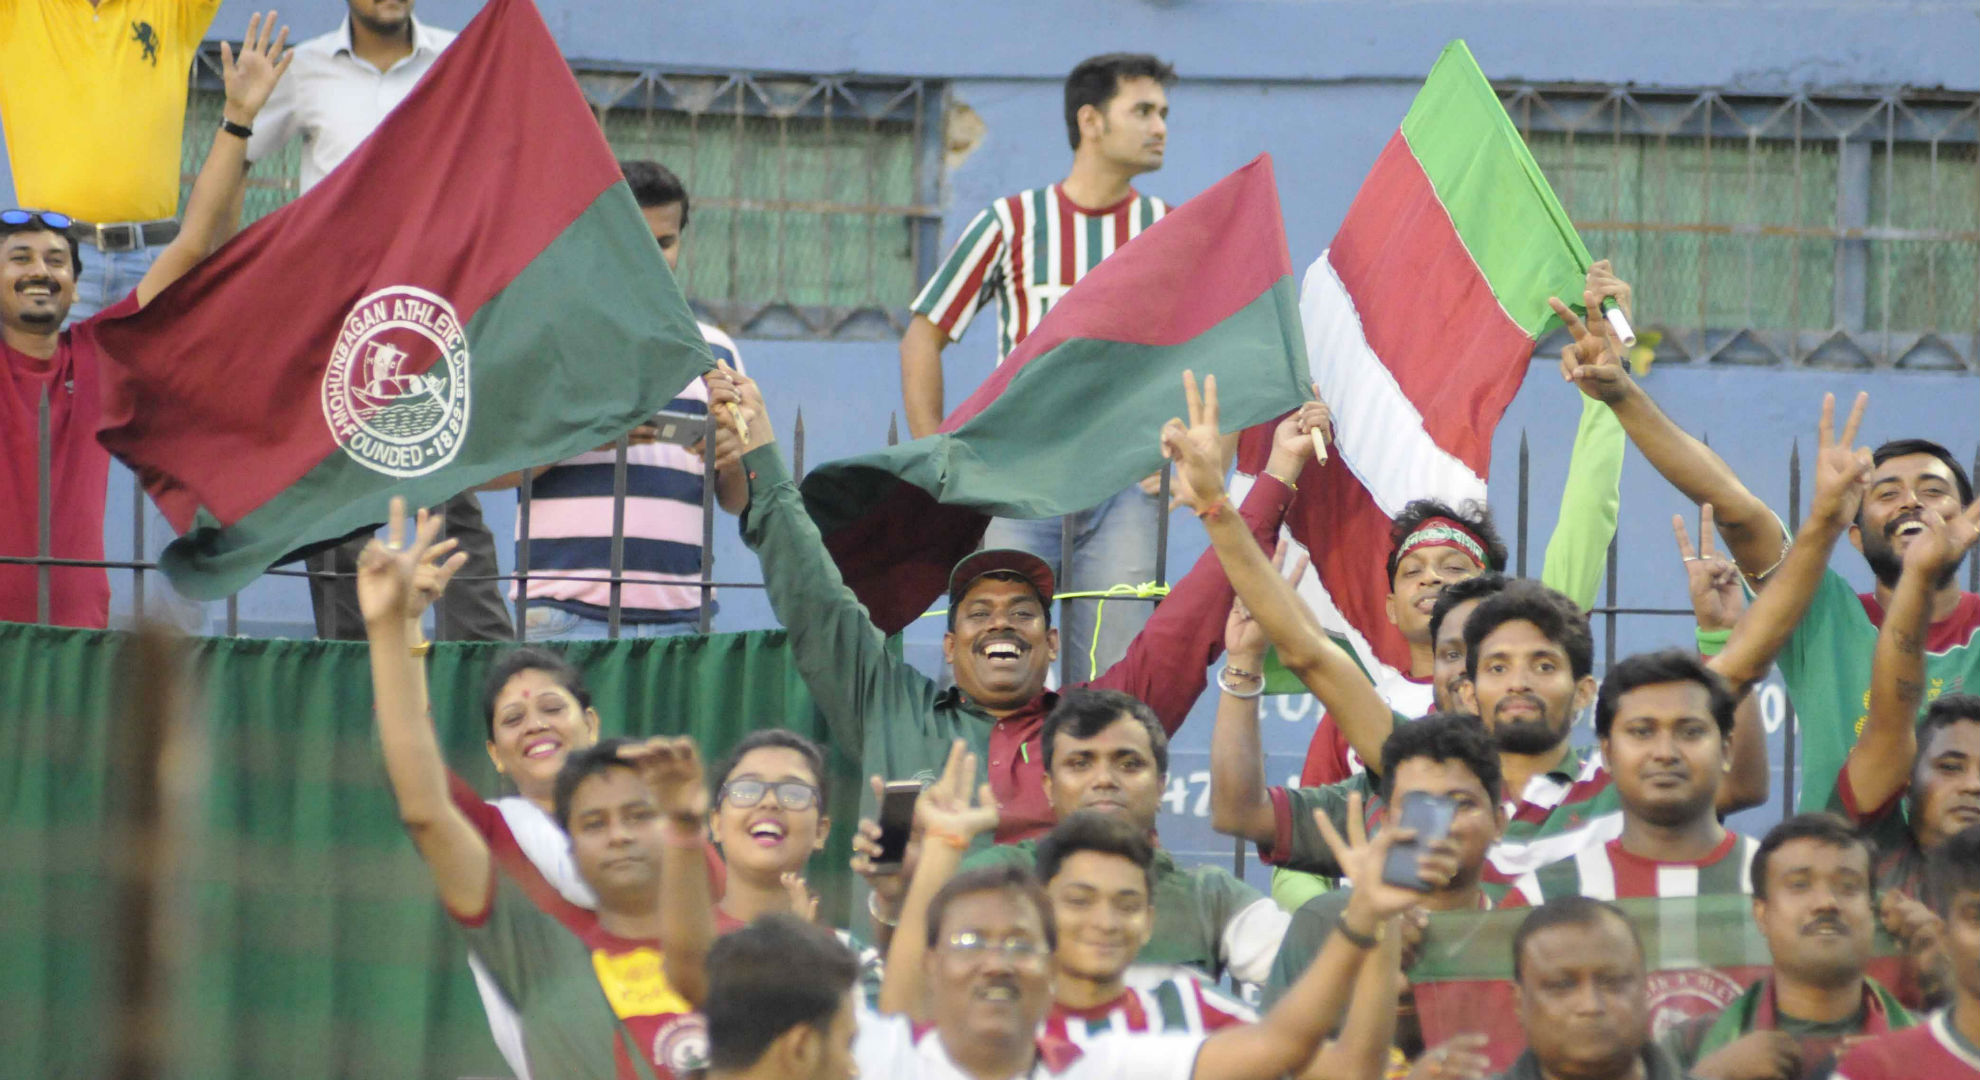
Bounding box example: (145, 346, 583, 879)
(306, 491, 514, 641)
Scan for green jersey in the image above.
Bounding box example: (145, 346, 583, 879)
(1771, 568, 1980, 812)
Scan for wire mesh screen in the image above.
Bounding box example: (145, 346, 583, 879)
(1501, 86, 1980, 370)
(182, 50, 942, 341)
(179, 84, 303, 223)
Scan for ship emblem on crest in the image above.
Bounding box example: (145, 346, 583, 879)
(322, 285, 471, 478)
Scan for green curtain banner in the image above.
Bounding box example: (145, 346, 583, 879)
(0, 623, 858, 1080)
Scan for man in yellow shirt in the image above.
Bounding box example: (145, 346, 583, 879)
(0, 0, 223, 323)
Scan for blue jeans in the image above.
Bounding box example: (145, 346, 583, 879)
(64, 242, 162, 326)
(523, 605, 697, 641)
(981, 483, 1163, 683)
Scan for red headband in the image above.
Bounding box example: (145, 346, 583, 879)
(1397, 516, 1487, 568)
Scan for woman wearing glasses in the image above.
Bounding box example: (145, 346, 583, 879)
(706, 731, 886, 1001)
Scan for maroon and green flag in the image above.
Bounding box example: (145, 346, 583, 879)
(1237, 41, 1599, 690)
(800, 155, 1312, 633)
(94, 0, 712, 600)
(1410, 896, 1911, 1073)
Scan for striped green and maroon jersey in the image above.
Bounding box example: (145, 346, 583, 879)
(1502, 831, 1760, 907)
(910, 184, 1168, 363)
(1042, 973, 1255, 1044)
(1836, 1011, 1980, 1080)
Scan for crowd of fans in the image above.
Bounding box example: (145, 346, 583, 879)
(6, 5, 1980, 1080)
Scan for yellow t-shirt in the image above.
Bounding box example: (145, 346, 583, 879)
(0, 0, 221, 222)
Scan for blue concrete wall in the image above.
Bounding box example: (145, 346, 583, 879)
(7, 0, 1980, 887)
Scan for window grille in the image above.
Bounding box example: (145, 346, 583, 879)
(1498, 85, 1980, 370)
(184, 46, 944, 341)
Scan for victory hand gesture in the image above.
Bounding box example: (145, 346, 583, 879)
(1810, 392, 1874, 527)
(1673, 503, 1746, 632)
(914, 739, 999, 844)
(1901, 502, 1980, 581)
(357, 497, 467, 629)
(1160, 370, 1230, 515)
(221, 12, 295, 124)
(1550, 260, 1632, 403)
(1314, 791, 1459, 924)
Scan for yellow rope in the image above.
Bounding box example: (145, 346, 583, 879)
(919, 581, 1174, 677)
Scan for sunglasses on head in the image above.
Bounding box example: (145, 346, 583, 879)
(718, 778, 821, 811)
(0, 210, 75, 231)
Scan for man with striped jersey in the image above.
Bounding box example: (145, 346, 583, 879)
(1834, 825, 1980, 1080)
(901, 53, 1179, 680)
(1260, 715, 1507, 1072)
(954, 688, 1290, 986)
(1501, 649, 1758, 906)
(1033, 810, 1404, 1080)
(1170, 376, 1778, 890)
(483, 159, 747, 640)
(1034, 811, 1256, 1040)
(866, 739, 1444, 1080)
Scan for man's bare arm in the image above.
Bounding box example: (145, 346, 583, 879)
(1553, 290, 1785, 579)
(137, 15, 293, 309)
(900, 314, 950, 439)
(1857, 504, 1980, 812)
(361, 500, 491, 919)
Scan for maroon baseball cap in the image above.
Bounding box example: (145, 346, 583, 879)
(947, 548, 1056, 610)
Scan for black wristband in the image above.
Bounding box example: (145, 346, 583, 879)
(1334, 912, 1382, 950)
(220, 118, 254, 139)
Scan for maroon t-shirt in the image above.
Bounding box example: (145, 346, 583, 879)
(0, 296, 136, 628)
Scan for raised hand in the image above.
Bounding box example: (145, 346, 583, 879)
(1259, 387, 1335, 486)
(220, 12, 295, 123)
(619, 736, 710, 825)
(914, 739, 999, 843)
(357, 497, 467, 629)
(1159, 370, 1229, 515)
(781, 871, 821, 923)
(1900, 502, 1980, 581)
(1313, 792, 1458, 924)
(1673, 503, 1746, 632)
(1225, 597, 1266, 666)
(1550, 260, 1632, 403)
(1809, 392, 1874, 527)
(708, 359, 772, 455)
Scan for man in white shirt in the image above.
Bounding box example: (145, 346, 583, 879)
(243, 0, 456, 190)
(241, 0, 512, 643)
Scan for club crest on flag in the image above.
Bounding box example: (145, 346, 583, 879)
(1645, 967, 1746, 1036)
(321, 285, 472, 478)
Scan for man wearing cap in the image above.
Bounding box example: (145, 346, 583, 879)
(717, 365, 1322, 845)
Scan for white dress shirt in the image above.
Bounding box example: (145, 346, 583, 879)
(245, 16, 457, 192)
(855, 1012, 1205, 1080)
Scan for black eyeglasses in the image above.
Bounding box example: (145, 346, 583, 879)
(1, 210, 75, 231)
(719, 779, 820, 811)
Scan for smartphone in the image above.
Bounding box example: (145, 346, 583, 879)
(1380, 790, 1459, 892)
(648, 409, 709, 448)
(869, 780, 923, 875)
